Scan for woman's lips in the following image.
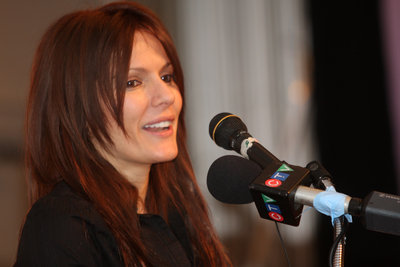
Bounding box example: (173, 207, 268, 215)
(143, 120, 172, 132)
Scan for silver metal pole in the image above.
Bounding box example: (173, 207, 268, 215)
(333, 217, 345, 267)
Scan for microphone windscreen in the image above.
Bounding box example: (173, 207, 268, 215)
(207, 155, 262, 204)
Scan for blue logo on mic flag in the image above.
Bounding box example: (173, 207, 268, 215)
(265, 203, 281, 214)
(270, 171, 289, 181)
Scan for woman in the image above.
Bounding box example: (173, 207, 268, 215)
(15, 2, 231, 266)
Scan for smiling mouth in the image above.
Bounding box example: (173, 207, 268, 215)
(143, 121, 172, 132)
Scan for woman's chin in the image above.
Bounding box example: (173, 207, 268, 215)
(152, 149, 179, 164)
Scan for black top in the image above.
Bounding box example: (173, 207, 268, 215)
(14, 181, 194, 266)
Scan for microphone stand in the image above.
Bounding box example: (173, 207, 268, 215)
(332, 217, 345, 267)
(306, 161, 346, 267)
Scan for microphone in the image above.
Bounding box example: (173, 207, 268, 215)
(209, 112, 312, 225)
(208, 113, 400, 235)
(209, 112, 279, 168)
(207, 154, 400, 236)
(207, 155, 262, 204)
(207, 154, 328, 225)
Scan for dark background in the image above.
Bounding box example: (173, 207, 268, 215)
(308, 0, 400, 266)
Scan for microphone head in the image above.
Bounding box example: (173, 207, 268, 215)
(207, 155, 262, 204)
(209, 113, 248, 151)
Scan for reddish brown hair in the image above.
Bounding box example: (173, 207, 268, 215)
(25, 2, 231, 266)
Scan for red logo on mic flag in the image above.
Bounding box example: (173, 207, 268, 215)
(265, 179, 282, 187)
(269, 212, 284, 222)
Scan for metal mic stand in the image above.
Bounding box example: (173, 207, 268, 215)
(306, 161, 346, 267)
(332, 217, 345, 267)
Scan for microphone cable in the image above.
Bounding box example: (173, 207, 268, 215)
(275, 222, 292, 267)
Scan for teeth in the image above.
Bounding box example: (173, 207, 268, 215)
(144, 121, 172, 129)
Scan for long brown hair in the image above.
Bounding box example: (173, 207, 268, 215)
(25, 2, 231, 266)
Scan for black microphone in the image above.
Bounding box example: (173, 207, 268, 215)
(209, 112, 279, 168)
(207, 155, 262, 204)
(209, 112, 312, 225)
(208, 113, 400, 235)
(207, 156, 312, 226)
(207, 154, 400, 236)
(207, 154, 354, 213)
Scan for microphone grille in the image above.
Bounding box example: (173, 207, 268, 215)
(209, 113, 247, 150)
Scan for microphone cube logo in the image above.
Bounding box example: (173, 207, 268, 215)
(263, 196, 284, 222)
(277, 163, 294, 172)
(264, 171, 289, 187)
(264, 164, 293, 188)
(265, 203, 284, 222)
(261, 194, 276, 203)
(270, 171, 290, 181)
(265, 179, 282, 187)
(250, 162, 310, 226)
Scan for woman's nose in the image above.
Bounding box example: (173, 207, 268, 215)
(150, 79, 176, 107)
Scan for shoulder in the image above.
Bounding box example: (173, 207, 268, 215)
(24, 181, 110, 236)
(15, 181, 122, 266)
(28, 182, 103, 224)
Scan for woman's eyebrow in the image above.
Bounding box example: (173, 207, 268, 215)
(128, 67, 147, 73)
(128, 62, 172, 73)
(160, 62, 173, 71)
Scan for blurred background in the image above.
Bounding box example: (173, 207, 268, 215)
(1, 0, 399, 266)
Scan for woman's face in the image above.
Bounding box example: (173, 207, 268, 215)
(101, 31, 182, 173)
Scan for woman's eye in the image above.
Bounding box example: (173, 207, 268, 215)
(127, 79, 141, 88)
(161, 74, 175, 83)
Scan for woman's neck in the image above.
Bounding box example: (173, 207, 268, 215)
(110, 161, 151, 213)
(123, 165, 150, 213)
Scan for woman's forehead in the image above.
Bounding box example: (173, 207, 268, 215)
(129, 31, 170, 69)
